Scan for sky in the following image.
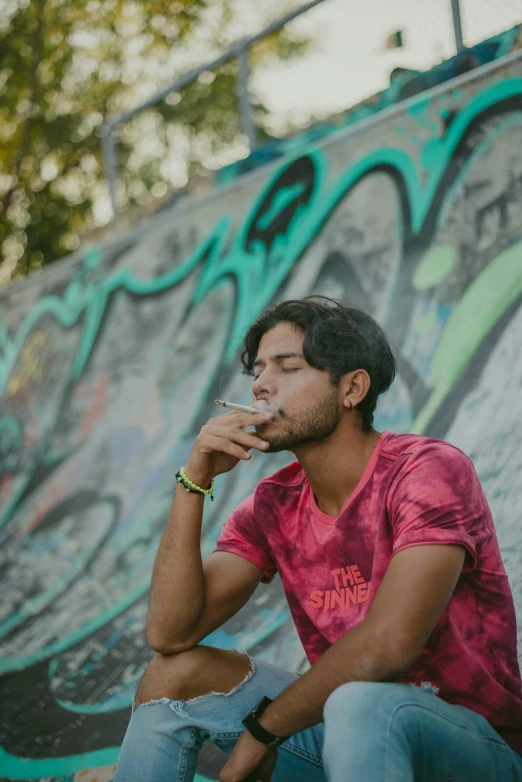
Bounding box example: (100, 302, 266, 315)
(252, 0, 521, 128)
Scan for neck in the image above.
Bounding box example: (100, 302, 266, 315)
(293, 424, 382, 518)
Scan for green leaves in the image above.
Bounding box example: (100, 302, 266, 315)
(0, 0, 311, 284)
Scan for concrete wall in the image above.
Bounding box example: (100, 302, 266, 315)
(1, 52, 522, 781)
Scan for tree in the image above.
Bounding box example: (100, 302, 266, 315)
(0, 0, 311, 284)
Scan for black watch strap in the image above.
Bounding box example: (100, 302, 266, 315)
(242, 696, 291, 747)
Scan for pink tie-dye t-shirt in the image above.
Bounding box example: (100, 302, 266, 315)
(214, 431, 522, 755)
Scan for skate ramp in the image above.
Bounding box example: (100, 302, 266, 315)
(1, 51, 522, 781)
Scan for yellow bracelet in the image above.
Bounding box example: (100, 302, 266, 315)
(178, 467, 215, 501)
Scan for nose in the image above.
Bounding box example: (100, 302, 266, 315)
(252, 371, 273, 398)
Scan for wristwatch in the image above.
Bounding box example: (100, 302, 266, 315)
(242, 696, 291, 747)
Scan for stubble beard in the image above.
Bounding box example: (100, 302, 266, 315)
(261, 387, 340, 453)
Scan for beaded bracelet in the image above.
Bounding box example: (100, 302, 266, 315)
(175, 467, 215, 501)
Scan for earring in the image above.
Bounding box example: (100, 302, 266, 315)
(349, 401, 353, 410)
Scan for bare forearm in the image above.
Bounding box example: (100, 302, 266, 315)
(147, 405, 274, 651)
(259, 620, 409, 737)
(147, 480, 209, 649)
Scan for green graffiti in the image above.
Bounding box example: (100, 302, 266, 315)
(412, 244, 456, 290)
(1, 77, 522, 540)
(0, 415, 22, 450)
(257, 183, 307, 230)
(413, 309, 439, 336)
(0, 745, 119, 780)
(412, 240, 522, 434)
(432, 113, 522, 236)
(1, 78, 522, 395)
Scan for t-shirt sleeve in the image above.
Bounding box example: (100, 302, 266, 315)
(387, 442, 487, 573)
(213, 492, 277, 584)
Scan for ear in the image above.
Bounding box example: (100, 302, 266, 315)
(342, 369, 371, 411)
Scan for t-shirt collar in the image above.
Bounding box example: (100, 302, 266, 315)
(307, 430, 391, 525)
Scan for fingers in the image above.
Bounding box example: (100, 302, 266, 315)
(205, 413, 274, 443)
(202, 434, 255, 461)
(197, 411, 274, 463)
(205, 426, 271, 453)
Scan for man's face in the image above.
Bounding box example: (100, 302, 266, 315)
(251, 322, 341, 453)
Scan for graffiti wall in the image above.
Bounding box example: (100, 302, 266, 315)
(1, 53, 522, 781)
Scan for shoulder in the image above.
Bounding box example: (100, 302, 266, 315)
(384, 433, 482, 501)
(383, 432, 476, 471)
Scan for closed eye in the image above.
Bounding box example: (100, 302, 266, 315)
(252, 367, 300, 380)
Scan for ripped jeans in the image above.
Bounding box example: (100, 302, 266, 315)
(114, 652, 522, 781)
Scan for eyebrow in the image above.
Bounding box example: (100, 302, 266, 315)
(253, 352, 305, 368)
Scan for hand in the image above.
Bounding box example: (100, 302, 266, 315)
(219, 729, 277, 781)
(185, 408, 275, 484)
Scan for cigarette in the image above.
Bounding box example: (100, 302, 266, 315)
(214, 399, 259, 414)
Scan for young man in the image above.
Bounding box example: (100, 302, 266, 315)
(115, 296, 522, 782)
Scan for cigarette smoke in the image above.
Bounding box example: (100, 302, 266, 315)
(243, 399, 281, 434)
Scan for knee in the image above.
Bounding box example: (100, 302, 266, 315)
(325, 681, 379, 720)
(324, 681, 424, 740)
(135, 646, 207, 706)
(323, 683, 419, 774)
(134, 646, 252, 707)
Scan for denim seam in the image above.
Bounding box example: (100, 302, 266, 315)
(177, 726, 197, 782)
(385, 701, 511, 782)
(208, 731, 244, 740)
(133, 695, 184, 715)
(209, 732, 324, 767)
(280, 740, 324, 767)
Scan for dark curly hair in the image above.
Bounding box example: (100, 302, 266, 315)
(241, 295, 396, 430)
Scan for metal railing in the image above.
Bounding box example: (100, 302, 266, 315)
(100, 0, 468, 215)
(451, 0, 465, 52)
